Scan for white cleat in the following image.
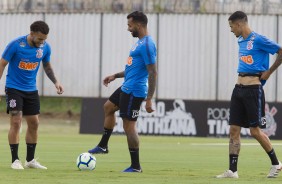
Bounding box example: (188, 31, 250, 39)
(11, 159, 24, 170)
(267, 161, 282, 178)
(216, 170, 239, 178)
(25, 158, 47, 169)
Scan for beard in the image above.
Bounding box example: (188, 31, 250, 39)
(131, 30, 139, 38)
(32, 40, 40, 48)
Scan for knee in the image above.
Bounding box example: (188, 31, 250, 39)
(103, 102, 116, 116)
(250, 128, 260, 138)
(10, 111, 22, 130)
(229, 126, 240, 140)
(29, 121, 39, 130)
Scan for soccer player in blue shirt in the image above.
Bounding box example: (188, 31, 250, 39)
(88, 11, 157, 172)
(0, 21, 64, 169)
(216, 11, 282, 178)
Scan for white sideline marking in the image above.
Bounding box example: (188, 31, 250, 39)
(191, 143, 282, 146)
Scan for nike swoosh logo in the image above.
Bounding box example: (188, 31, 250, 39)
(100, 147, 107, 151)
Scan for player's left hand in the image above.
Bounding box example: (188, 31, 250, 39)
(145, 99, 154, 113)
(260, 70, 271, 81)
(55, 82, 64, 95)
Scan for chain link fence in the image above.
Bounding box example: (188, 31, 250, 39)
(0, 0, 282, 14)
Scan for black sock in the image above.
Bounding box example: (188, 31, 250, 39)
(97, 128, 113, 148)
(26, 143, 37, 162)
(267, 149, 279, 165)
(10, 144, 19, 163)
(229, 154, 238, 172)
(129, 148, 140, 169)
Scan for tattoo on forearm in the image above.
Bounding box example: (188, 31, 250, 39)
(229, 138, 241, 155)
(43, 63, 57, 84)
(114, 71, 124, 78)
(146, 65, 157, 99)
(270, 52, 282, 73)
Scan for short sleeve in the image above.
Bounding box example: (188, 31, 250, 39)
(257, 35, 280, 55)
(2, 41, 17, 62)
(42, 43, 51, 63)
(140, 38, 157, 65)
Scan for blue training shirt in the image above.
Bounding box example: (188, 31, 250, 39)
(121, 35, 157, 98)
(2, 35, 51, 91)
(237, 31, 280, 73)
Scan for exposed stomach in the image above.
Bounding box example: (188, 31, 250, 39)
(237, 76, 261, 85)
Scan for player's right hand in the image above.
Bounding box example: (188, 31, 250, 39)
(145, 99, 154, 113)
(103, 75, 115, 87)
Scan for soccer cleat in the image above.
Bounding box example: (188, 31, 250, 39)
(216, 170, 239, 178)
(11, 159, 24, 170)
(88, 146, 109, 154)
(25, 158, 47, 169)
(123, 166, 142, 173)
(267, 161, 282, 178)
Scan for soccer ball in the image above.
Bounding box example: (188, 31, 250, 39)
(76, 152, 96, 170)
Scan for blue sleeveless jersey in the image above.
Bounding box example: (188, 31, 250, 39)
(121, 35, 157, 98)
(2, 35, 51, 91)
(237, 32, 280, 73)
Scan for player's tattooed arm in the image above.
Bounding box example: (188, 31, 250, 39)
(43, 62, 58, 84)
(261, 48, 282, 80)
(229, 138, 241, 155)
(146, 64, 157, 100)
(114, 71, 125, 78)
(269, 48, 282, 73)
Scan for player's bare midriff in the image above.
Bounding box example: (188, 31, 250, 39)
(237, 76, 261, 85)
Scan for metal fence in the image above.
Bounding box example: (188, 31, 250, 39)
(0, 0, 282, 14)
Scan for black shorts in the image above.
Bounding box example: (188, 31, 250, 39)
(5, 87, 40, 116)
(109, 87, 145, 121)
(229, 84, 265, 128)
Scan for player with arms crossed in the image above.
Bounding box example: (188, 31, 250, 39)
(216, 11, 282, 178)
(88, 11, 157, 173)
(0, 21, 64, 169)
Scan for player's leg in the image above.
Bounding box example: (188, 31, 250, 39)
(229, 125, 241, 172)
(250, 127, 281, 177)
(123, 119, 142, 172)
(88, 88, 120, 154)
(5, 88, 24, 169)
(23, 90, 46, 169)
(9, 110, 24, 169)
(25, 115, 39, 162)
(216, 85, 243, 178)
(247, 85, 281, 178)
(119, 91, 144, 172)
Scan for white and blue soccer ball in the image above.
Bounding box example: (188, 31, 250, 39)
(76, 152, 96, 170)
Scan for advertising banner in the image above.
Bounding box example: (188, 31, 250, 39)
(80, 98, 282, 139)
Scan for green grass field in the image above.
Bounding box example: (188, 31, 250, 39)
(0, 116, 282, 184)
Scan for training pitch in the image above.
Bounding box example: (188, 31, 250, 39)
(0, 117, 281, 184)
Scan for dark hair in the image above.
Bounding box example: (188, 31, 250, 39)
(127, 11, 148, 26)
(30, 21, 49, 35)
(228, 11, 248, 22)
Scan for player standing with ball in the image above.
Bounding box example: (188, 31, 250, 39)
(216, 11, 282, 179)
(0, 21, 64, 169)
(88, 11, 157, 173)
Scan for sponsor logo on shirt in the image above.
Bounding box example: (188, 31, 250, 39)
(240, 55, 254, 64)
(36, 49, 43, 58)
(18, 61, 39, 70)
(127, 57, 133, 66)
